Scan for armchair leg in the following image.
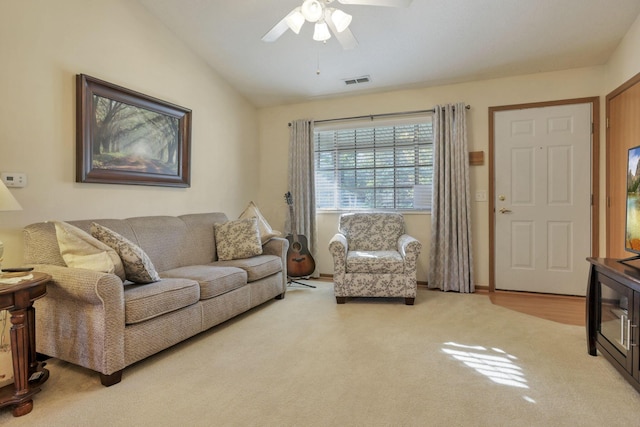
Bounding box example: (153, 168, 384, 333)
(336, 296, 346, 304)
(405, 297, 415, 305)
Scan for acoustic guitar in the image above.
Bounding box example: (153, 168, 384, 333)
(284, 191, 316, 278)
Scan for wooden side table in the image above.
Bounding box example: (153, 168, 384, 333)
(0, 272, 50, 417)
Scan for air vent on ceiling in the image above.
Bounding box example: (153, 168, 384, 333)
(343, 75, 371, 86)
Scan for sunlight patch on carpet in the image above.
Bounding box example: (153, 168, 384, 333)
(442, 342, 530, 390)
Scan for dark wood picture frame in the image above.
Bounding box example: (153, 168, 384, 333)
(76, 74, 192, 187)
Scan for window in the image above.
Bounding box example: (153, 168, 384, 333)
(314, 115, 433, 211)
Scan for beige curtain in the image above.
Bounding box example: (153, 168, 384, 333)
(428, 103, 474, 292)
(288, 119, 318, 277)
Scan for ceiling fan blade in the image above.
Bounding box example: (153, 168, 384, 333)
(326, 19, 359, 50)
(261, 15, 291, 42)
(337, 0, 412, 6)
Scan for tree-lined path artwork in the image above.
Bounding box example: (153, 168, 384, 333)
(76, 74, 191, 187)
(92, 95, 179, 175)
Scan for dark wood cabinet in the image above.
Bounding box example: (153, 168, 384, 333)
(587, 257, 640, 392)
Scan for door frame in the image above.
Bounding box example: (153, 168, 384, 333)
(488, 97, 600, 292)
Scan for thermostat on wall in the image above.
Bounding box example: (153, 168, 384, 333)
(1, 172, 27, 188)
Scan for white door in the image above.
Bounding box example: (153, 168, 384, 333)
(494, 103, 591, 296)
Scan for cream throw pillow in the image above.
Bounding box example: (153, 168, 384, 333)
(54, 221, 126, 281)
(90, 222, 160, 284)
(238, 201, 281, 244)
(214, 217, 263, 261)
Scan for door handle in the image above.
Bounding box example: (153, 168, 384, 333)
(499, 208, 512, 214)
(622, 314, 628, 350)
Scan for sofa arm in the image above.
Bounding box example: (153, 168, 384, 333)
(261, 237, 289, 291)
(26, 263, 126, 376)
(262, 236, 289, 259)
(398, 235, 422, 273)
(328, 234, 348, 274)
(26, 264, 125, 306)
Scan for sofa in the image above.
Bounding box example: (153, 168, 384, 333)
(22, 212, 288, 386)
(329, 212, 422, 305)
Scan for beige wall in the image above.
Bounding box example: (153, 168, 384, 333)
(257, 11, 640, 285)
(257, 66, 606, 284)
(0, 0, 259, 268)
(605, 13, 640, 93)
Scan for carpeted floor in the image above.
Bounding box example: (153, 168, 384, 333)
(1, 281, 639, 426)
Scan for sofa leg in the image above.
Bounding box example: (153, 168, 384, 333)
(100, 370, 123, 387)
(36, 352, 51, 362)
(405, 297, 415, 305)
(275, 293, 285, 300)
(336, 297, 346, 304)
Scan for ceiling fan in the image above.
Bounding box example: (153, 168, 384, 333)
(261, 0, 412, 50)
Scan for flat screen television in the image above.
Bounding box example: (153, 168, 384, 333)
(622, 144, 640, 263)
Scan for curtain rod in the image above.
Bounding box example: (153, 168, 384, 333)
(288, 105, 471, 127)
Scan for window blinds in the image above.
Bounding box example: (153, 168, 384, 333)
(314, 116, 433, 211)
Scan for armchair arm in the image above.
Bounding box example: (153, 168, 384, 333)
(328, 233, 348, 274)
(398, 234, 422, 273)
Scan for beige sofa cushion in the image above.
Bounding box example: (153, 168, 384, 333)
(124, 278, 200, 325)
(213, 254, 282, 283)
(161, 265, 247, 300)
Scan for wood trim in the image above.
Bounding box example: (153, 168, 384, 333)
(489, 108, 496, 291)
(606, 70, 640, 100)
(592, 97, 600, 258)
(488, 97, 600, 292)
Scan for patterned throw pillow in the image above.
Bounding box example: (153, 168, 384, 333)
(54, 221, 126, 281)
(214, 217, 263, 261)
(238, 201, 281, 244)
(90, 222, 160, 284)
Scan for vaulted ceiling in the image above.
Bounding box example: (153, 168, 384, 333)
(138, 0, 640, 107)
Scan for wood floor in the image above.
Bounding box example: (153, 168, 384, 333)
(478, 289, 586, 326)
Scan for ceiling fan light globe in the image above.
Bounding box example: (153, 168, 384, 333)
(331, 9, 352, 33)
(313, 21, 331, 41)
(301, 0, 323, 23)
(286, 9, 305, 34)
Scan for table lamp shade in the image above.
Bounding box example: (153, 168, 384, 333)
(0, 181, 21, 212)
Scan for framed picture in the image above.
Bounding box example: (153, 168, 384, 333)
(76, 74, 192, 187)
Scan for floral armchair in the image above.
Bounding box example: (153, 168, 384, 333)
(328, 213, 422, 305)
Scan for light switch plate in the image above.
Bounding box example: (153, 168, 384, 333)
(1, 172, 27, 188)
(475, 190, 487, 202)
